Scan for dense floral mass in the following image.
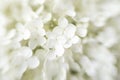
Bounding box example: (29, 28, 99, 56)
(0, 0, 120, 80)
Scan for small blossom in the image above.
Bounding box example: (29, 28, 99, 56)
(27, 56, 40, 69)
(28, 33, 46, 49)
(76, 24, 88, 37)
(64, 24, 76, 38)
(16, 23, 31, 41)
(58, 17, 68, 27)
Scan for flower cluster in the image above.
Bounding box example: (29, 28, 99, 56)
(0, 0, 120, 80)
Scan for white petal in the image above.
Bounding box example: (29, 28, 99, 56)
(38, 36, 46, 46)
(19, 47, 33, 58)
(53, 27, 63, 36)
(79, 17, 90, 22)
(28, 39, 38, 49)
(41, 13, 52, 23)
(58, 17, 68, 27)
(46, 39, 56, 48)
(66, 10, 76, 17)
(38, 28, 46, 36)
(71, 43, 82, 53)
(6, 29, 16, 39)
(27, 57, 40, 69)
(54, 45, 64, 57)
(64, 40, 72, 48)
(64, 24, 76, 38)
(47, 52, 57, 60)
(57, 36, 67, 45)
(46, 32, 57, 39)
(26, 19, 43, 32)
(23, 29, 31, 40)
(71, 36, 80, 44)
(76, 27, 87, 37)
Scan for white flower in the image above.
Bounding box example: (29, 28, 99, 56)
(15, 23, 31, 41)
(58, 17, 68, 27)
(65, 9, 76, 17)
(64, 24, 76, 38)
(100, 2, 120, 17)
(40, 12, 52, 23)
(26, 19, 44, 33)
(87, 43, 116, 64)
(71, 42, 82, 54)
(53, 27, 64, 36)
(0, 55, 9, 73)
(46, 38, 57, 48)
(6, 29, 16, 39)
(70, 36, 80, 44)
(54, 44, 64, 57)
(64, 36, 80, 48)
(28, 33, 46, 49)
(76, 23, 88, 37)
(16, 47, 33, 58)
(96, 27, 117, 47)
(91, 14, 107, 27)
(56, 35, 67, 45)
(46, 31, 57, 39)
(27, 56, 40, 69)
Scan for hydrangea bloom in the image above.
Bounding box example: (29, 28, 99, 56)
(0, 0, 120, 80)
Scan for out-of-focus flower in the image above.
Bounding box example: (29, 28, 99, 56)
(0, 0, 120, 80)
